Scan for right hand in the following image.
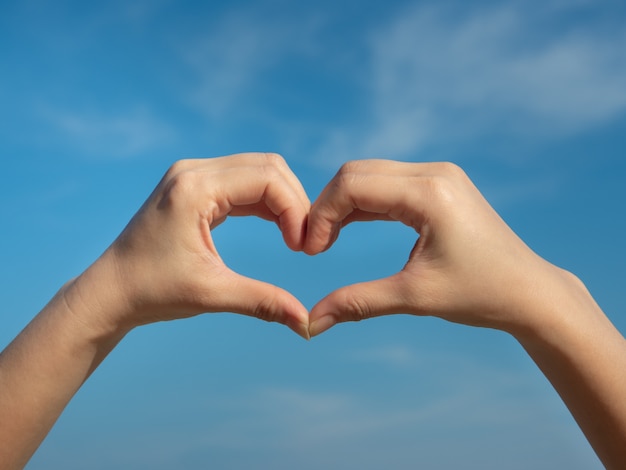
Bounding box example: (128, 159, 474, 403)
(304, 159, 569, 338)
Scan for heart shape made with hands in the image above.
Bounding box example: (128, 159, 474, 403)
(137, 156, 503, 341)
(214, 215, 415, 339)
(189, 156, 437, 340)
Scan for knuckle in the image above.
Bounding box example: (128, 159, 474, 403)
(433, 161, 463, 176)
(337, 160, 363, 179)
(342, 291, 372, 322)
(258, 153, 288, 180)
(431, 161, 469, 186)
(253, 293, 280, 324)
(257, 154, 285, 182)
(332, 160, 365, 191)
(161, 169, 200, 207)
(419, 163, 467, 205)
(165, 159, 194, 179)
(262, 152, 286, 167)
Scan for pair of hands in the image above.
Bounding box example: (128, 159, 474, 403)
(74, 153, 557, 341)
(10, 152, 621, 470)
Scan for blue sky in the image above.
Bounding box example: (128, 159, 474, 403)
(1, 0, 625, 468)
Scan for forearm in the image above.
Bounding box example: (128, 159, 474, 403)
(0, 260, 128, 469)
(513, 268, 626, 470)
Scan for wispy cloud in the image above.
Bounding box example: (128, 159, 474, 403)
(314, 1, 626, 165)
(49, 341, 598, 469)
(40, 106, 176, 159)
(346, 343, 423, 368)
(180, 6, 322, 120)
(120, 355, 583, 469)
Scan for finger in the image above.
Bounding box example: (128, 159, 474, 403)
(308, 273, 413, 337)
(305, 160, 423, 255)
(208, 268, 310, 340)
(261, 153, 310, 212)
(227, 152, 311, 218)
(168, 153, 309, 211)
(165, 154, 310, 250)
(208, 156, 310, 251)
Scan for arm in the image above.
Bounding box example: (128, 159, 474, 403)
(304, 160, 626, 469)
(0, 153, 310, 470)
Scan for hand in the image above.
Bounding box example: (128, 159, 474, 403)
(5, 156, 623, 470)
(304, 160, 564, 337)
(69, 153, 311, 339)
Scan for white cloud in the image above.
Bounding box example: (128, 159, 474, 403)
(181, 7, 321, 119)
(141, 356, 592, 469)
(41, 106, 176, 159)
(56, 343, 599, 469)
(315, 2, 626, 165)
(346, 343, 422, 368)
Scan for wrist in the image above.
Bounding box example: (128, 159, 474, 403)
(505, 261, 607, 348)
(62, 251, 135, 345)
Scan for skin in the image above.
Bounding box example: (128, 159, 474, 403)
(0, 153, 311, 469)
(1, 154, 625, 468)
(305, 159, 626, 469)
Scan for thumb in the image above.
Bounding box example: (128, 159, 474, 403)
(308, 274, 411, 337)
(209, 270, 310, 340)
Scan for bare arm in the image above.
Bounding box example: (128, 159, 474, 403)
(0, 153, 310, 470)
(304, 160, 626, 469)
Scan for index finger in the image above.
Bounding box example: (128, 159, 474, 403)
(304, 159, 439, 255)
(211, 153, 311, 251)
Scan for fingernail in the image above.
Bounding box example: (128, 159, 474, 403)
(287, 318, 311, 341)
(298, 322, 311, 341)
(309, 315, 337, 338)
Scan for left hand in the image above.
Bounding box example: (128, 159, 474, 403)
(68, 153, 311, 339)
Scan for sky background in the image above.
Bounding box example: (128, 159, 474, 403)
(1, 0, 625, 468)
